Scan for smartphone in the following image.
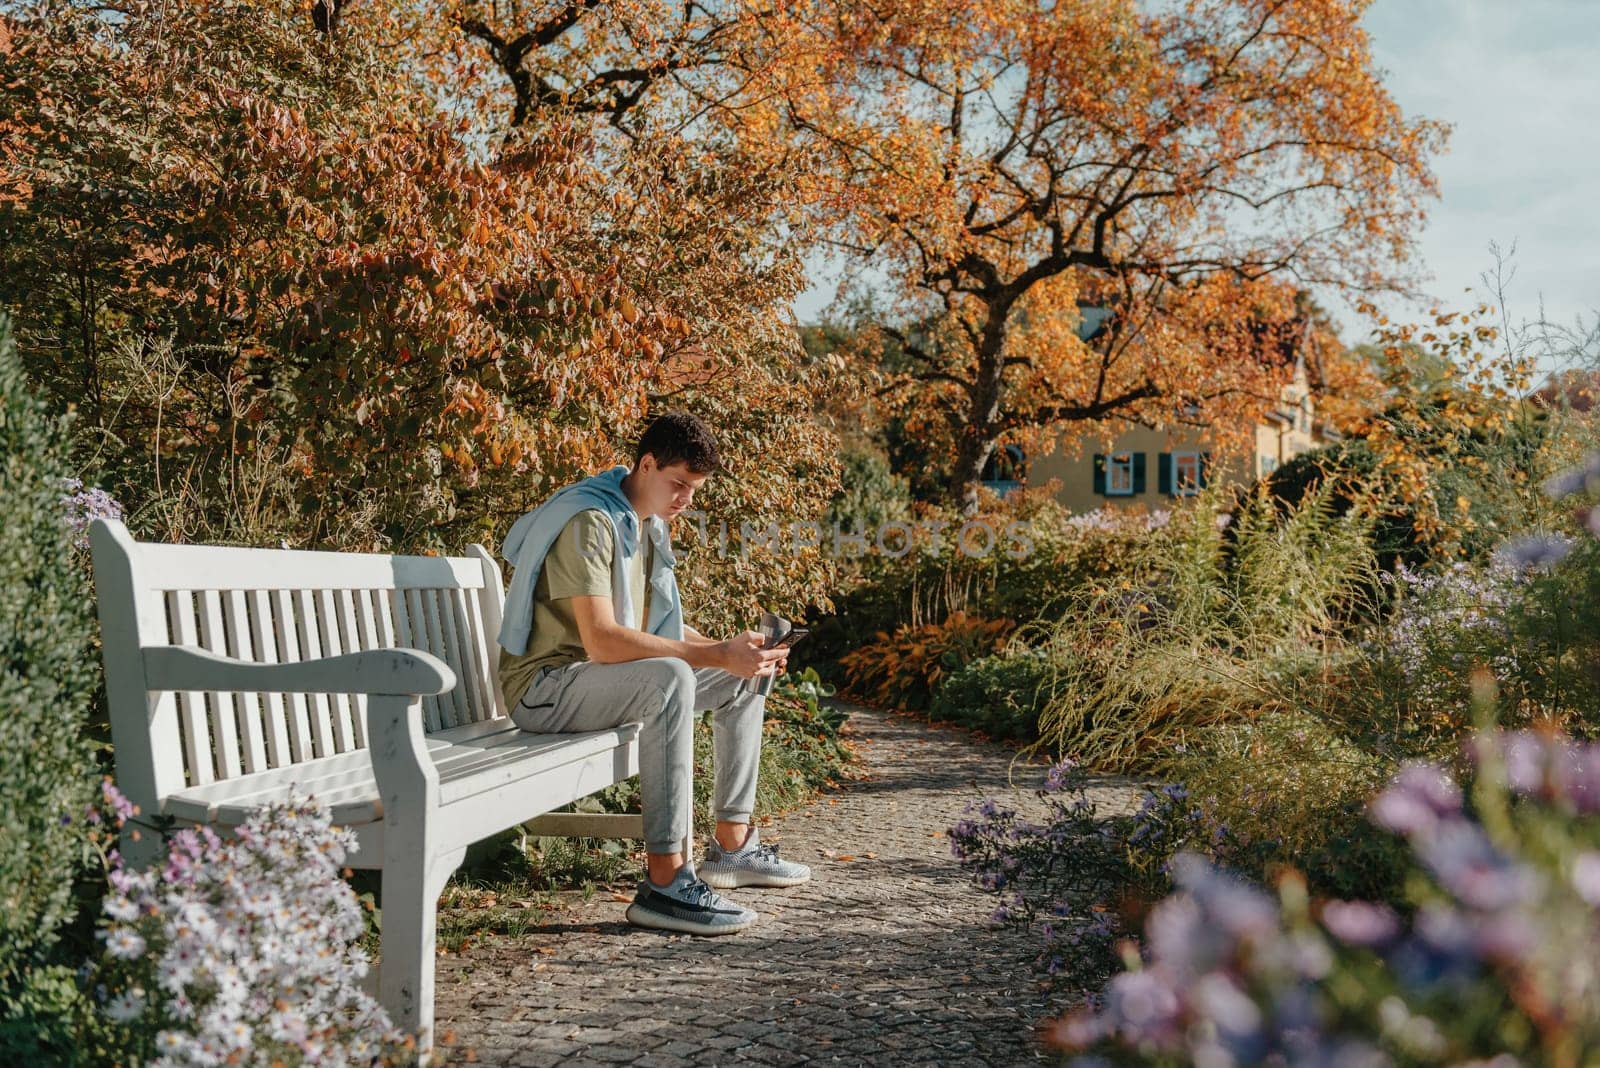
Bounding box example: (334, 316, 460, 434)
(763, 627, 809, 650)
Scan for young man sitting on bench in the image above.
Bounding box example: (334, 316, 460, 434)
(496, 411, 812, 935)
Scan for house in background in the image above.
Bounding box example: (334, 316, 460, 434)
(981, 305, 1340, 511)
(1529, 370, 1600, 413)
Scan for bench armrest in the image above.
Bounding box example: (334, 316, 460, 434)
(142, 645, 457, 697)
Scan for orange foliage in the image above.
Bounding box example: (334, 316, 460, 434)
(1353, 300, 1538, 548)
(0, 0, 846, 633)
(839, 611, 1016, 711)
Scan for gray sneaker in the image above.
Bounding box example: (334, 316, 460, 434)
(699, 826, 812, 889)
(625, 865, 757, 935)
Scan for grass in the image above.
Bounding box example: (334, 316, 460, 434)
(1025, 480, 1382, 772)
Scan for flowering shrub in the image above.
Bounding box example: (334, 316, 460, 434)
(1368, 525, 1600, 747)
(1065, 507, 1173, 534)
(59, 476, 124, 550)
(1373, 560, 1527, 735)
(949, 762, 1228, 990)
(1049, 728, 1600, 1065)
(89, 784, 412, 1066)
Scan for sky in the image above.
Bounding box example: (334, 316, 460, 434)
(791, 0, 1600, 348)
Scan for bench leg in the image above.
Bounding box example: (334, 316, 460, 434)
(118, 819, 167, 870)
(379, 846, 465, 1061)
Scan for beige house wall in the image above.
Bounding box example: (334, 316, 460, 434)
(1016, 365, 1328, 513)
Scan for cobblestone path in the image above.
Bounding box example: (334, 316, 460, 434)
(433, 702, 1079, 1066)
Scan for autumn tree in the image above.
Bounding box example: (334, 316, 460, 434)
(784, 0, 1447, 512)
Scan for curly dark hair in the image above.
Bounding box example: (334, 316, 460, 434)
(633, 411, 724, 475)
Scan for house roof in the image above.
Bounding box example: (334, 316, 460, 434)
(1530, 370, 1600, 413)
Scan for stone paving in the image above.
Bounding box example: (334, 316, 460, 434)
(433, 701, 1105, 1066)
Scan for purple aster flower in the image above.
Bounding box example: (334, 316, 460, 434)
(1167, 853, 1280, 954)
(1496, 731, 1549, 795)
(1414, 821, 1540, 911)
(1542, 454, 1600, 499)
(59, 478, 125, 550)
(1190, 972, 1262, 1038)
(101, 780, 137, 823)
(1572, 852, 1600, 905)
(1470, 910, 1538, 963)
(1545, 740, 1600, 812)
(1320, 900, 1401, 948)
(1370, 762, 1462, 835)
(1147, 893, 1210, 972)
(1414, 902, 1476, 955)
(1044, 759, 1078, 793)
(1103, 968, 1182, 1046)
(1491, 533, 1574, 572)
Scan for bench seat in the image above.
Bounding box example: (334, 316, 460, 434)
(163, 722, 641, 827)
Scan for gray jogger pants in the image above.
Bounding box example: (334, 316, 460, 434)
(511, 657, 766, 854)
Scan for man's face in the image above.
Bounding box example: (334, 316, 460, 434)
(636, 455, 708, 520)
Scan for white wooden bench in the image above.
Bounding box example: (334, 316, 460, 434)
(88, 518, 676, 1054)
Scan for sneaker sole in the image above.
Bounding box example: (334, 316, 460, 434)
(624, 903, 756, 936)
(699, 870, 812, 890)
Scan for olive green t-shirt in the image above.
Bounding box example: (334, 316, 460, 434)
(498, 509, 653, 708)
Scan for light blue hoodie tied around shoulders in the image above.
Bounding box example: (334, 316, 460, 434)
(497, 463, 685, 657)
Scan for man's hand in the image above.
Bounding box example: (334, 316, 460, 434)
(718, 629, 789, 679)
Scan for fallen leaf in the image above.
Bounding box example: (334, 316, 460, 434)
(610, 893, 632, 902)
(861, 852, 878, 859)
(835, 854, 856, 862)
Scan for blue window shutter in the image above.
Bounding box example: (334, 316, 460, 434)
(1132, 452, 1147, 494)
(1092, 454, 1106, 495)
(1158, 453, 1172, 496)
(1199, 452, 1212, 488)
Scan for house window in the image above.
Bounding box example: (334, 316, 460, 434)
(1171, 451, 1202, 496)
(980, 444, 1026, 499)
(1106, 453, 1135, 495)
(981, 444, 1026, 483)
(1260, 455, 1279, 477)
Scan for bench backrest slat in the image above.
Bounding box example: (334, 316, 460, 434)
(271, 588, 316, 762)
(91, 521, 511, 800)
(166, 591, 215, 786)
(193, 588, 245, 779)
(248, 589, 292, 768)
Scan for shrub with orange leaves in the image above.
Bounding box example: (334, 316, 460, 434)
(1350, 299, 1558, 556)
(0, 0, 846, 638)
(2, 0, 673, 548)
(838, 610, 1016, 712)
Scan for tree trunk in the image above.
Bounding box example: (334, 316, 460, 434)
(949, 425, 996, 516)
(947, 303, 1009, 515)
